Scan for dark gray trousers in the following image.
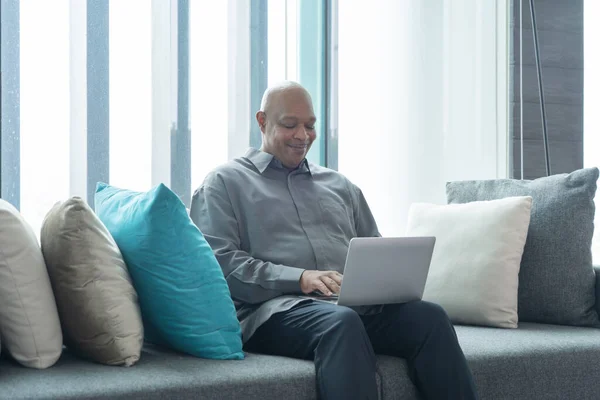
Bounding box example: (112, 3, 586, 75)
(244, 300, 478, 400)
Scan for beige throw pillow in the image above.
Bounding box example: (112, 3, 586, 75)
(41, 197, 143, 366)
(0, 200, 63, 368)
(406, 196, 533, 328)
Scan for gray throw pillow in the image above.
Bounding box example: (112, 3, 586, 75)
(446, 167, 599, 327)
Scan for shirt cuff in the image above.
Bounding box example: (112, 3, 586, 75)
(277, 267, 305, 293)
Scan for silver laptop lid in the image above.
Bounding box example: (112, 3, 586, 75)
(337, 236, 435, 307)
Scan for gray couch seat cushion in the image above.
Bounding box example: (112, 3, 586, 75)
(2, 323, 600, 400)
(378, 323, 600, 400)
(0, 346, 317, 400)
(456, 323, 600, 400)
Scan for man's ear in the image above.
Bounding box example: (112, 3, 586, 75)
(256, 111, 267, 133)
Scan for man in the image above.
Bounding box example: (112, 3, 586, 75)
(190, 81, 478, 399)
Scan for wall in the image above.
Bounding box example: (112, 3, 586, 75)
(510, 0, 584, 179)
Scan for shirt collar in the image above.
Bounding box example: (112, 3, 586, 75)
(244, 148, 312, 175)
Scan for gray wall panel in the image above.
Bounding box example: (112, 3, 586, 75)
(511, 101, 583, 141)
(511, 28, 583, 69)
(512, 0, 583, 33)
(512, 139, 583, 180)
(512, 65, 583, 105)
(510, 0, 584, 179)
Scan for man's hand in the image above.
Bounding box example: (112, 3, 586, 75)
(300, 270, 343, 296)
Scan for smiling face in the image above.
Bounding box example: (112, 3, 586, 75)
(256, 83, 317, 169)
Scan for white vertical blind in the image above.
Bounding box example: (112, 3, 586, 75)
(227, 0, 251, 161)
(190, 0, 229, 190)
(151, 0, 173, 189)
(338, 0, 509, 237)
(20, 0, 71, 239)
(109, 0, 153, 192)
(285, 0, 298, 82)
(267, 0, 299, 86)
(584, 0, 599, 262)
(69, 0, 88, 201)
(267, 0, 286, 85)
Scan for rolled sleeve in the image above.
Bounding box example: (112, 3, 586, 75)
(277, 266, 306, 293)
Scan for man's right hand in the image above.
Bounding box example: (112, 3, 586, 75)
(300, 270, 343, 296)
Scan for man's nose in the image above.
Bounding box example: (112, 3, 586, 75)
(295, 126, 309, 140)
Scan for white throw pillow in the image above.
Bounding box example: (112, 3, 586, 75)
(0, 200, 63, 368)
(406, 196, 533, 328)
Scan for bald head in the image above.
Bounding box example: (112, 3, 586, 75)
(260, 81, 313, 114)
(256, 81, 317, 169)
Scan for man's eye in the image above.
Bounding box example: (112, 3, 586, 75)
(283, 124, 296, 129)
(306, 126, 315, 130)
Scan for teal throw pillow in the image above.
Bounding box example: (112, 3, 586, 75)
(94, 182, 244, 360)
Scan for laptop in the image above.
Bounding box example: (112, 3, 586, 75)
(300, 236, 435, 307)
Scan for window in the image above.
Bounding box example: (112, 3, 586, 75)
(584, 0, 599, 262)
(253, 0, 328, 166)
(0, 0, 331, 237)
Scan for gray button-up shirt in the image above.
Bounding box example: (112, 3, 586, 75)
(190, 148, 382, 342)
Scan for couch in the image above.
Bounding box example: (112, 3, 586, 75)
(1, 265, 599, 400)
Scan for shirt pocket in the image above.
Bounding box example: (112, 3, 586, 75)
(318, 199, 356, 244)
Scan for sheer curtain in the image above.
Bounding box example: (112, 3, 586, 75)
(584, 0, 600, 262)
(338, 0, 509, 236)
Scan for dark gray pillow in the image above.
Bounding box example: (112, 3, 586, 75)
(446, 167, 599, 327)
